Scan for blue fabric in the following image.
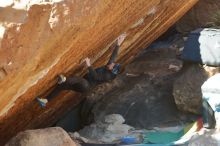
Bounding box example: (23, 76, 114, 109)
(112, 64, 120, 75)
(181, 29, 202, 63)
(121, 136, 138, 144)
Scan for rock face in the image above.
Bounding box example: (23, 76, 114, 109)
(81, 47, 197, 129)
(0, 0, 198, 144)
(176, 0, 220, 33)
(5, 127, 76, 146)
(173, 64, 220, 114)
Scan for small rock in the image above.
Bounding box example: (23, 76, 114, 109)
(104, 114, 125, 124)
(126, 73, 140, 77)
(168, 64, 182, 72)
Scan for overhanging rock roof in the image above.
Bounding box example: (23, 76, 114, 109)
(0, 0, 198, 144)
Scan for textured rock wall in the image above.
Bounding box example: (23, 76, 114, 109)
(0, 0, 198, 144)
(176, 0, 220, 33)
(173, 64, 208, 114)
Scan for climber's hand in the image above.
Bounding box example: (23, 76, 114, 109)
(84, 57, 91, 67)
(117, 33, 127, 46)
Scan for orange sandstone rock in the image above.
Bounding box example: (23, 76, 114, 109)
(0, 0, 198, 145)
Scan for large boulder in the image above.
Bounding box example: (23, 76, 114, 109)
(0, 0, 198, 144)
(173, 64, 208, 114)
(176, 0, 220, 33)
(5, 127, 77, 146)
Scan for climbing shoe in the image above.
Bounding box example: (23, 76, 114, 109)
(36, 97, 48, 108)
(58, 74, 66, 84)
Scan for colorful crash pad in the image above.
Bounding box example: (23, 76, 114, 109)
(143, 118, 203, 145)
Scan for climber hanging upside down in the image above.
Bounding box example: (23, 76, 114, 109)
(36, 33, 126, 107)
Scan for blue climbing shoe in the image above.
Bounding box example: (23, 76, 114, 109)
(36, 97, 48, 108)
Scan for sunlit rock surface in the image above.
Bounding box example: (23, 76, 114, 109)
(0, 0, 198, 144)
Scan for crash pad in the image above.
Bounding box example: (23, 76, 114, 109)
(143, 118, 203, 145)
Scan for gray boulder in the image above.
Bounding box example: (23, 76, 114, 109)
(173, 64, 208, 114)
